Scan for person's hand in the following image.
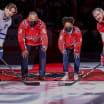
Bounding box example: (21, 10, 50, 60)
(74, 52, 80, 58)
(22, 50, 29, 58)
(101, 47, 104, 66)
(101, 55, 104, 66)
(41, 46, 47, 52)
(62, 50, 67, 54)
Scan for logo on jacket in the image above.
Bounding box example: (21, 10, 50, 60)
(60, 35, 63, 40)
(23, 20, 28, 26)
(19, 29, 22, 34)
(42, 29, 46, 34)
(26, 36, 41, 41)
(4, 24, 8, 29)
(76, 29, 80, 33)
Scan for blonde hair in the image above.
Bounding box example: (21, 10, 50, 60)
(92, 8, 104, 15)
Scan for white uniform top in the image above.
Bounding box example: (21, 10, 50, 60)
(0, 10, 12, 51)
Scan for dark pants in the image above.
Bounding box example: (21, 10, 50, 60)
(63, 48, 80, 74)
(21, 45, 46, 76)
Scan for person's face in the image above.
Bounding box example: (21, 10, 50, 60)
(4, 7, 16, 17)
(64, 22, 73, 32)
(28, 14, 38, 22)
(28, 14, 38, 27)
(93, 10, 104, 23)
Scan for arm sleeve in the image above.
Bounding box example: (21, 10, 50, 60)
(0, 18, 12, 47)
(4, 18, 12, 34)
(8, 18, 12, 27)
(58, 30, 64, 53)
(18, 20, 27, 50)
(40, 22, 48, 47)
(100, 32, 104, 45)
(74, 30, 82, 53)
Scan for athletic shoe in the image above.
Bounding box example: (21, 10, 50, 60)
(61, 74, 69, 81)
(22, 76, 27, 81)
(39, 76, 46, 81)
(74, 74, 78, 80)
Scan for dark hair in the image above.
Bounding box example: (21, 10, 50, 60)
(28, 11, 38, 17)
(5, 3, 17, 14)
(62, 17, 75, 25)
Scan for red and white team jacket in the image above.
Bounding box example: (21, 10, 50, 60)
(58, 26, 82, 53)
(97, 23, 104, 65)
(18, 19, 48, 50)
(97, 22, 104, 45)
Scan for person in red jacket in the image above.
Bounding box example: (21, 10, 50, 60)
(58, 17, 82, 80)
(18, 11, 48, 80)
(92, 8, 104, 66)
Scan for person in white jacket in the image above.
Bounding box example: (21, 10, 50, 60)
(0, 3, 17, 59)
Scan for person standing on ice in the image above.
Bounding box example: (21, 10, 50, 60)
(0, 3, 17, 59)
(92, 8, 104, 65)
(58, 17, 82, 80)
(18, 11, 48, 81)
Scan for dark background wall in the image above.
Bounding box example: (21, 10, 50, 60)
(0, 0, 104, 64)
